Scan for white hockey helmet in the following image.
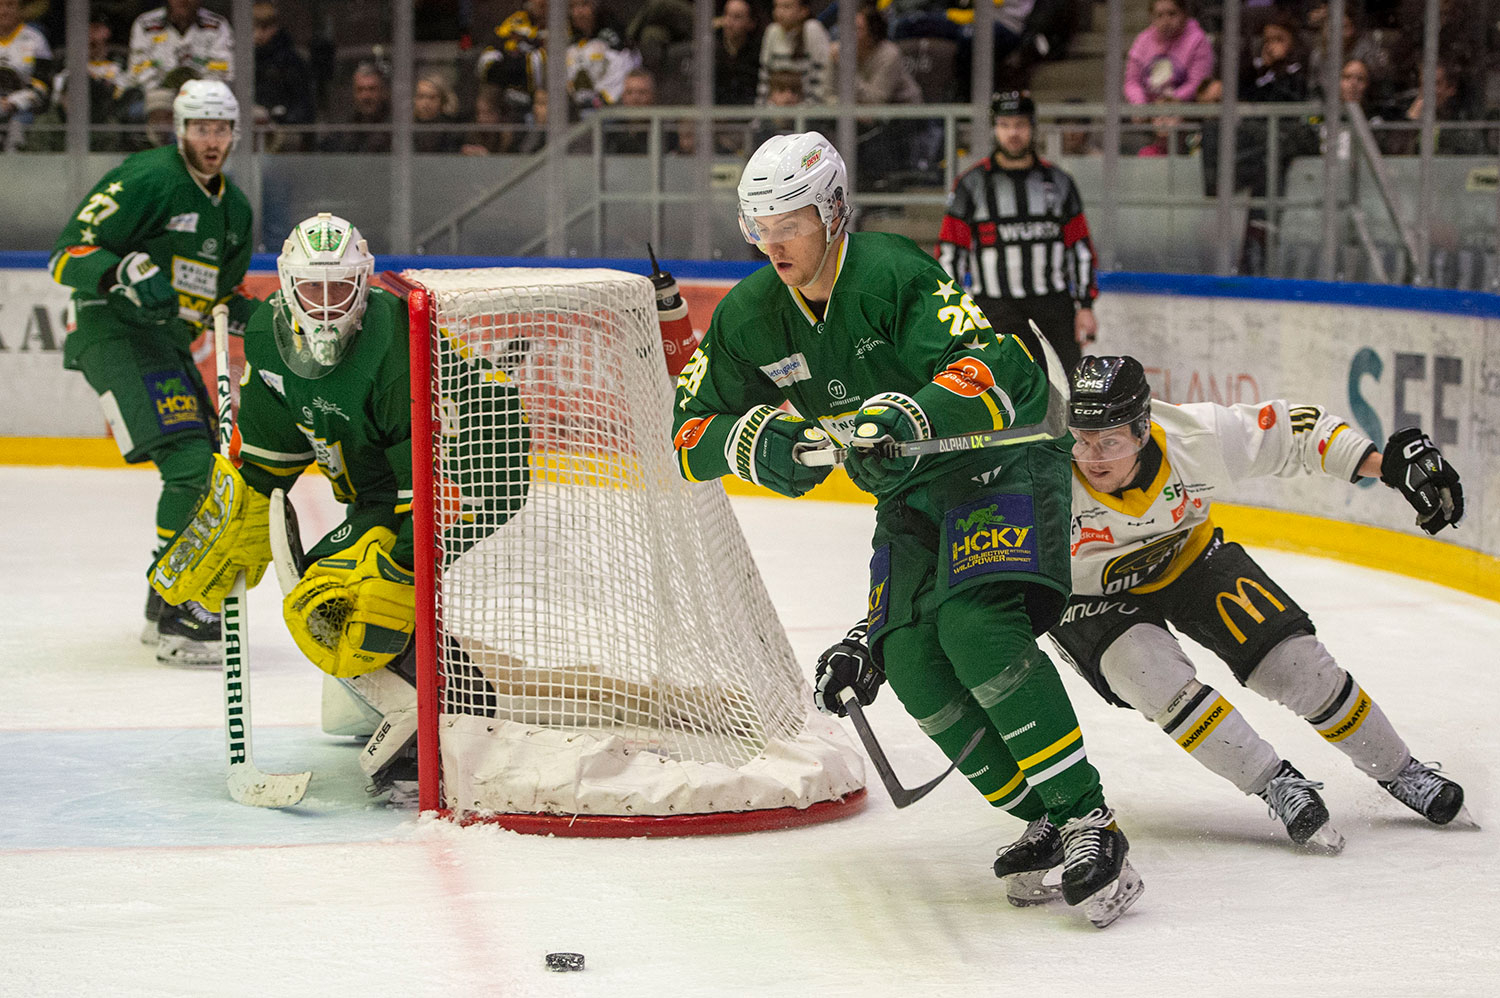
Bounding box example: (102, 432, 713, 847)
(173, 79, 239, 153)
(273, 213, 376, 377)
(737, 131, 849, 245)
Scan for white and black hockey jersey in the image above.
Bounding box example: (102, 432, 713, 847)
(0, 20, 53, 114)
(127, 6, 233, 92)
(1069, 399, 1377, 597)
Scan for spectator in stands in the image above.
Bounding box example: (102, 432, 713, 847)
(1201, 10, 1315, 272)
(462, 83, 508, 155)
(0, 0, 53, 149)
(716, 0, 763, 107)
(1305, 7, 1391, 104)
(253, 2, 314, 150)
(604, 67, 663, 154)
(478, 0, 546, 90)
(321, 60, 391, 153)
(1391, 61, 1486, 155)
(1124, 0, 1214, 106)
(627, 0, 695, 75)
(830, 3, 924, 185)
(127, 0, 233, 93)
(412, 73, 461, 153)
(757, 0, 832, 105)
(564, 0, 639, 111)
(753, 68, 807, 147)
(142, 85, 178, 146)
(873, 1, 1032, 98)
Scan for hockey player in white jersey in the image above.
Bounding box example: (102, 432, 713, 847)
(1007, 355, 1467, 878)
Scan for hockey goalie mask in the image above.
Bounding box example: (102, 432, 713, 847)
(738, 131, 849, 246)
(274, 213, 375, 378)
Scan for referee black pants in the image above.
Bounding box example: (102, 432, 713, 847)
(975, 293, 1083, 376)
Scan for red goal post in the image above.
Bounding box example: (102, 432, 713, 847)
(395, 267, 866, 836)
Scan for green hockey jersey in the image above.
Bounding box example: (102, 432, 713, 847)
(52, 143, 254, 367)
(672, 231, 1057, 499)
(236, 287, 416, 563)
(236, 287, 532, 568)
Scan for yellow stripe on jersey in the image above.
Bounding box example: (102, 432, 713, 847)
(1015, 727, 1082, 771)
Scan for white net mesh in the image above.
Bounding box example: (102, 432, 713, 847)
(406, 267, 862, 819)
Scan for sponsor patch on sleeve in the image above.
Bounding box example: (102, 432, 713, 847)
(944, 494, 1039, 585)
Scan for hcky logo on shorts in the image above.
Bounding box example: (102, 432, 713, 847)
(946, 494, 1038, 585)
(146, 371, 202, 431)
(866, 545, 892, 636)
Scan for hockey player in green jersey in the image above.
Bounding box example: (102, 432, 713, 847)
(52, 79, 257, 667)
(671, 131, 1142, 928)
(149, 212, 529, 792)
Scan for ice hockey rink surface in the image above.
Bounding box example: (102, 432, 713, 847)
(3, 465, 1497, 997)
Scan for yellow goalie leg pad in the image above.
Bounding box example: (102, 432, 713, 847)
(284, 527, 416, 678)
(149, 453, 272, 612)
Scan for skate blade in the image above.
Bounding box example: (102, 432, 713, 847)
(155, 636, 222, 668)
(1303, 821, 1346, 855)
(1004, 868, 1063, 907)
(1079, 859, 1144, 929)
(1449, 805, 1480, 830)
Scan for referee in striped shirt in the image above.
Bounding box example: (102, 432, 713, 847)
(937, 91, 1099, 374)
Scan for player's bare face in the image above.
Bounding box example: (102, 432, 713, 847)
(993, 116, 1033, 163)
(1072, 426, 1144, 493)
(182, 119, 232, 175)
(756, 207, 830, 289)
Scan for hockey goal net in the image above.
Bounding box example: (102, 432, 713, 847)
(400, 266, 865, 835)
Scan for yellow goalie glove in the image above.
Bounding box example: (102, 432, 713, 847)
(284, 526, 416, 678)
(150, 453, 272, 612)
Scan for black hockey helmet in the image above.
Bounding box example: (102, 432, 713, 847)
(1069, 356, 1152, 441)
(991, 90, 1036, 123)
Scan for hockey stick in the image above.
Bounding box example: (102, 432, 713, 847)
(797, 321, 1072, 468)
(840, 688, 984, 808)
(213, 304, 311, 808)
(268, 488, 303, 597)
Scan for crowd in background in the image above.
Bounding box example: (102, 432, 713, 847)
(2, 0, 1497, 165)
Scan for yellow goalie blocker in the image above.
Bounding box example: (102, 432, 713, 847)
(150, 454, 272, 612)
(284, 526, 416, 678)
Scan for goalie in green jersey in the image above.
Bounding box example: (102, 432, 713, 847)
(51, 79, 257, 667)
(149, 213, 530, 792)
(671, 132, 1142, 927)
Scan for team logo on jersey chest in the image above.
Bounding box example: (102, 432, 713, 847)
(1100, 530, 1190, 594)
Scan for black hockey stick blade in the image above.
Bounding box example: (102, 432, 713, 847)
(840, 690, 984, 808)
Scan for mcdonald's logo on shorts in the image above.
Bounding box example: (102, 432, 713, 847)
(1215, 577, 1287, 644)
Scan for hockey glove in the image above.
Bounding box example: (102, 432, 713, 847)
(106, 251, 177, 326)
(844, 402, 923, 494)
(729, 406, 834, 498)
(814, 621, 885, 717)
(284, 527, 416, 678)
(149, 454, 272, 612)
(1380, 427, 1464, 534)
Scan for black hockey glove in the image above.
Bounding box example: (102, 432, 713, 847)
(813, 621, 885, 717)
(105, 251, 177, 326)
(1380, 427, 1464, 535)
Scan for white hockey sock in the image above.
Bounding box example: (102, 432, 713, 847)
(1158, 682, 1282, 795)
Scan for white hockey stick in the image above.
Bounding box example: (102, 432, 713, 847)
(268, 488, 302, 597)
(213, 303, 311, 808)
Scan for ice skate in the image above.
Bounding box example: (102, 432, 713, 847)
(155, 600, 221, 667)
(1380, 757, 1470, 826)
(993, 816, 1064, 907)
(1258, 760, 1344, 854)
(141, 588, 166, 645)
(1058, 807, 1144, 928)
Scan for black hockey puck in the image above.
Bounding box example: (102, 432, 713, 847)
(545, 952, 585, 972)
